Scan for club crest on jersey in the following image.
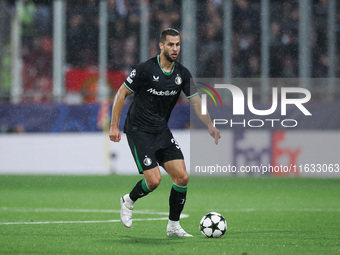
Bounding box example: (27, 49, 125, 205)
(175, 75, 182, 85)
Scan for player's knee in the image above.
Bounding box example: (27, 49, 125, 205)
(176, 172, 189, 187)
(147, 176, 161, 191)
(182, 174, 189, 186)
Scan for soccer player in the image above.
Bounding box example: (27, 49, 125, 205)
(109, 28, 220, 237)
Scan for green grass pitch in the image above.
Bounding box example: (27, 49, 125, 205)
(0, 175, 339, 255)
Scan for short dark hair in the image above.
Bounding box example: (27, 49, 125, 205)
(160, 28, 180, 43)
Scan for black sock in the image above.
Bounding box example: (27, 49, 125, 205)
(169, 183, 187, 221)
(129, 179, 152, 202)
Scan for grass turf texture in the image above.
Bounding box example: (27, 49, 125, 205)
(0, 175, 339, 255)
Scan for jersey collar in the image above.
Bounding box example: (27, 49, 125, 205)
(157, 55, 175, 76)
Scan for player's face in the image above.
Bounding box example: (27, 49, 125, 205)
(160, 35, 181, 62)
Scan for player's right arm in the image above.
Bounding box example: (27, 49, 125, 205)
(109, 84, 132, 142)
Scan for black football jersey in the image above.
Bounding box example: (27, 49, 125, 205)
(123, 55, 198, 134)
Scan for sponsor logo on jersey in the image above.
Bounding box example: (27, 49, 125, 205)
(147, 88, 178, 96)
(175, 75, 182, 85)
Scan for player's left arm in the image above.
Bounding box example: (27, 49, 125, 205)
(109, 84, 132, 142)
(189, 94, 221, 145)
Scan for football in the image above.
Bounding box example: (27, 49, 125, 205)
(199, 212, 227, 238)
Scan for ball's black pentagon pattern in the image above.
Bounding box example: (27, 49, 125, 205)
(199, 212, 227, 238)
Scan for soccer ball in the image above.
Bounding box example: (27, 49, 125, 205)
(199, 212, 227, 238)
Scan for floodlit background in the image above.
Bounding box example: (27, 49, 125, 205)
(0, 0, 339, 175)
(0, 2, 340, 254)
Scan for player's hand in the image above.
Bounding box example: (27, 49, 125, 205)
(208, 126, 221, 145)
(109, 125, 121, 142)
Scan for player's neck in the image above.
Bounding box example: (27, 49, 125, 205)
(159, 54, 175, 73)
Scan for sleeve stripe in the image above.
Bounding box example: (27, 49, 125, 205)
(186, 92, 198, 99)
(124, 82, 134, 93)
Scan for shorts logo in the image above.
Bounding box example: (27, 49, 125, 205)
(143, 157, 152, 166)
(175, 75, 182, 85)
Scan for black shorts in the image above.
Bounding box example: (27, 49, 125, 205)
(126, 129, 184, 174)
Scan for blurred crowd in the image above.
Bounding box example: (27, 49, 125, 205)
(0, 0, 339, 103)
(196, 0, 340, 78)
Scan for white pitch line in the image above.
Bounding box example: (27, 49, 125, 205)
(208, 208, 340, 212)
(0, 207, 189, 226)
(0, 207, 169, 215)
(0, 217, 172, 226)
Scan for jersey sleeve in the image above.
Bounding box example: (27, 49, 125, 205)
(123, 63, 147, 93)
(182, 68, 198, 99)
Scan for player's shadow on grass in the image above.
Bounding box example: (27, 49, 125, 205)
(100, 235, 190, 245)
